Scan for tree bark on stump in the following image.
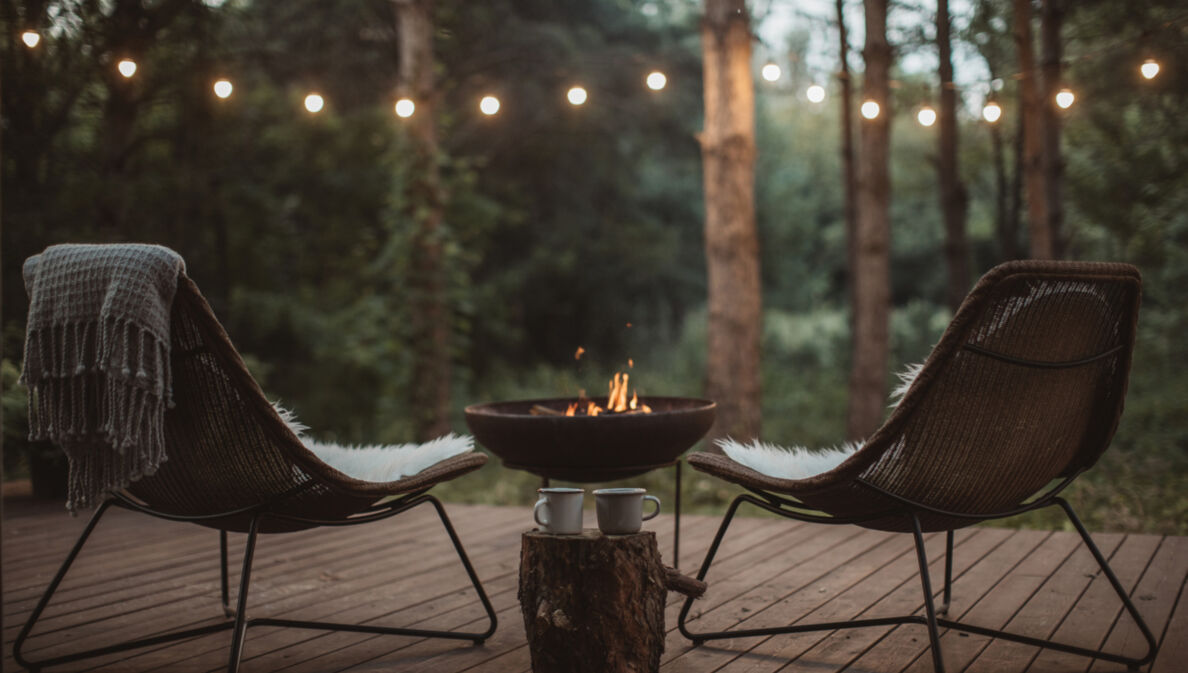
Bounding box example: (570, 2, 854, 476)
(519, 530, 670, 673)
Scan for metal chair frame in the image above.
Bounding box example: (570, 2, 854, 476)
(13, 488, 497, 673)
(677, 484, 1157, 673)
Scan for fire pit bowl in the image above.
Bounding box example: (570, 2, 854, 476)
(464, 397, 716, 482)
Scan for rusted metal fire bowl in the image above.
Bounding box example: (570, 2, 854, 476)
(464, 397, 716, 482)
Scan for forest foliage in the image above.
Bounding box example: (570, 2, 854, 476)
(3, 0, 1186, 533)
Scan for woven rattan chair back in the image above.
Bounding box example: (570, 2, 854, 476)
(834, 262, 1142, 530)
(122, 278, 382, 532)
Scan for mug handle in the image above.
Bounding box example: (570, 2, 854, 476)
(533, 497, 551, 528)
(641, 495, 661, 522)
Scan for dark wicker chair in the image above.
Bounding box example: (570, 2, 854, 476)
(678, 261, 1156, 672)
(14, 275, 497, 672)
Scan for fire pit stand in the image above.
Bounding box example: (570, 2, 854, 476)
(464, 396, 716, 567)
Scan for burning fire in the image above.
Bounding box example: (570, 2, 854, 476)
(562, 348, 652, 416)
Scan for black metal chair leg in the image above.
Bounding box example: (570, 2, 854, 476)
(227, 515, 261, 673)
(939, 529, 954, 615)
(1056, 498, 1157, 670)
(220, 530, 235, 618)
(238, 495, 497, 644)
(678, 493, 746, 645)
(13, 500, 115, 671)
(426, 495, 498, 643)
(674, 460, 682, 568)
(910, 514, 947, 673)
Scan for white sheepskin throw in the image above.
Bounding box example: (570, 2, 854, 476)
(272, 403, 473, 483)
(718, 438, 862, 480)
(719, 360, 924, 480)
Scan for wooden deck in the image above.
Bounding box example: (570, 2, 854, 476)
(2, 496, 1186, 673)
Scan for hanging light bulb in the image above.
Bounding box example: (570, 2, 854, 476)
(806, 84, 826, 103)
(21, 30, 41, 48)
(117, 59, 137, 78)
(394, 98, 415, 118)
(917, 106, 937, 127)
(213, 79, 233, 99)
(860, 100, 880, 119)
(480, 95, 501, 115)
(646, 71, 667, 91)
(567, 86, 588, 106)
(1140, 59, 1160, 80)
(1055, 88, 1075, 109)
(982, 101, 1003, 123)
(304, 93, 325, 113)
(761, 62, 781, 82)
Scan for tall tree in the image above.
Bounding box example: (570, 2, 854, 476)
(1040, 0, 1065, 258)
(846, 0, 892, 440)
(937, 0, 969, 312)
(1012, 0, 1052, 258)
(701, 0, 761, 443)
(969, 0, 1021, 260)
(836, 0, 859, 329)
(395, 0, 452, 440)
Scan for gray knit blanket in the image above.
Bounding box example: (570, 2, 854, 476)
(21, 244, 186, 511)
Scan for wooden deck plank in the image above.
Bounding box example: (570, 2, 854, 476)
(826, 528, 1050, 673)
(661, 529, 919, 672)
(714, 527, 1017, 673)
(253, 514, 719, 673)
(7, 505, 504, 656)
(1150, 567, 1188, 673)
(3, 499, 1186, 673)
(1019, 533, 1162, 673)
(75, 509, 532, 673)
(3, 508, 451, 630)
(258, 513, 729, 673)
(955, 532, 1128, 673)
(843, 530, 1078, 673)
(1088, 536, 1188, 673)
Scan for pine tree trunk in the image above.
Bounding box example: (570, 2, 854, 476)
(701, 0, 762, 444)
(836, 0, 859, 337)
(1012, 0, 1052, 259)
(937, 0, 969, 313)
(990, 121, 1017, 260)
(847, 0, 892, 441)
(396, 0, 451, 440)
(1008, 103, 1026, 258)
(1040, 0, 1065, 258)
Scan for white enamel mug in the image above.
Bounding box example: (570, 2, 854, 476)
(593, 487, 660, 535)
(533, 487, 585, 534)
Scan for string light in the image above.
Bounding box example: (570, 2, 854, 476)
(917, 106, 937, 127)
(304, 93, 324, 113)
(213, 79, 233, 99)
(21, 30, 41, 48)
(1140, 59, 1160, 80)
(761, 62, 781, 82)
(860, 100, 880, 120)
(1055, 88, 1075, 109)
(646, 71, 667, 91)
(567, 86, 588, 106)
(982, 101, 1003, 123)
(806, 84, 826, 103)
(394, 98, 415, 118)
(480, 95, 501, 115)
(117, 59, 137, 78)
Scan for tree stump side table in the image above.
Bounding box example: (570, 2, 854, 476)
(518, 530, 669, 673)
